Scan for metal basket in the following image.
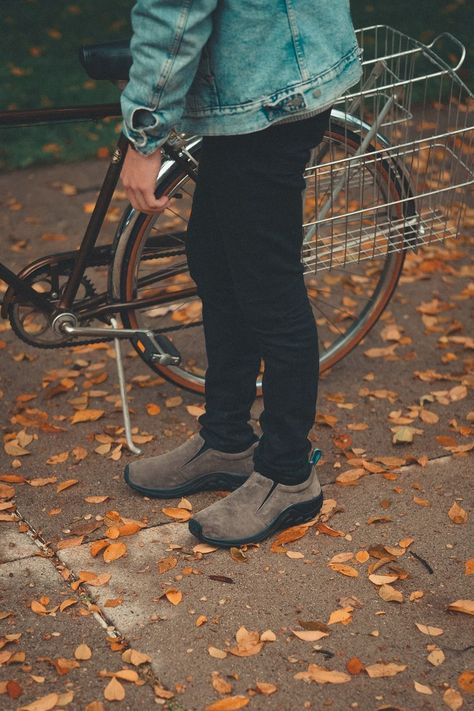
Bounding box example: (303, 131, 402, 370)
(302, 24, 474, 272)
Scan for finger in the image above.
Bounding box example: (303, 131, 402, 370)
(126, 187, 148, 214)
(139, 188, 170, 214)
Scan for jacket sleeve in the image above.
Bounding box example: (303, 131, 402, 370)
(120, 0, 219, 156)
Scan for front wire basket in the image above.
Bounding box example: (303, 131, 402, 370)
(302, 25, 474, 272)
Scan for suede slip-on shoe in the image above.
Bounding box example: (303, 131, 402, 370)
(124, 432, 257, 498)
(188, 449, 323, 547)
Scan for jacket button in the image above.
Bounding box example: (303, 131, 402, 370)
(313, 89, 321, 98)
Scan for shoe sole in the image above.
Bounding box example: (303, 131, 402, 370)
(188, 491, 324, 547)
(124, 465, 248, 499)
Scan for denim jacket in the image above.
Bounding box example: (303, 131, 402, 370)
(121, 0, 362, 155)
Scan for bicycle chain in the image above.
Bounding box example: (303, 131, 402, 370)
(8, 248, 200, 350)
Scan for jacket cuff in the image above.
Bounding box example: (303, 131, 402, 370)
(120, 99, 171, 156)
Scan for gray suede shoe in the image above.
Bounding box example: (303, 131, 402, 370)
(188, 450, 323, 547)
(124, 433, 257, 498)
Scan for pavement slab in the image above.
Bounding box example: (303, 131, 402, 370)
(57, 456, 473, 711)
(0, 552, 156, 710)
(0, 527, 39, 564)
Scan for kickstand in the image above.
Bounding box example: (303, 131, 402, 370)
(110, 318, 142, 455)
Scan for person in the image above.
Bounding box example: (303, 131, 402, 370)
(120, 0, 362, 547)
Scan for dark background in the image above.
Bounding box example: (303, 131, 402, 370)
(1, 0, 472, 170)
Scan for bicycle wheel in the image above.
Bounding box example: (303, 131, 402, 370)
(112, 119, 413, 395)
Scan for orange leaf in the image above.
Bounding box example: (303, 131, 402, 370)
(158, 556, 178, 574)
(448, 501, 468, 524)
(70, 409, 104, 424)
(165, 588, 182, 605)
(204, 696, 249, 710)
(146, 403, 161, 416)
(346, 657, 365, 674)
(84, 496, 109, 504)
(56, 479, 78, 493)
(161, 507, 192, 522)
(103, 542, 127, 563)
(90, 540, 109, 557)
(56, 536, 84, 550)
(328, 563, 358, 577)
(458, 671, 474, 693)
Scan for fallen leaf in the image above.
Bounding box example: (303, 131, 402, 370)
(158, 556, 178, 574)
(17, 692, 59, 710)
(208, 646, 227, 659)
(255, 682, 277, 695)
(204, 697, 249, 711)
(447, 599, 474, 616)
(104, 677, 125, 702)
(74, 644, 92, 660)
(196, 615, 207, 627)
(368, 574, 399, 586)
(103, 542, 127, 563)
(427, 648, 445, 666)
(70, 409, 104, 424)
(465, 558, 474, 576)
(193, 543, 218, 554)
(56, 479, 78, 493)
(294, 663, 351, 684)
(161, 507, 192, 522)
(145, 403, 161, 416)
(186, 405, 205, 417)
(443, 687, 464, 710)
(84, 496, 109, 504)
(46, 452, 69, 465)
(121, 649, 150, 666)
(458, 671, 474, 693)
(59, 599, 77, 613)
(292, 629, 329, 642)
(378, 584, 403, 603)
(271, 524, 310, 551)
(365, 662, 407, 678)
(448, 502, 468, 524)
(211, 671, 233, 694)
(165, 588, 182, 605)
(328, 563, 358, 577)
(260, 630, 276, 642)
(346, 657, 365, 674)
(415, 622, 444, 636)
(327, 607, 353, 625)
(414, 680, 432, 694)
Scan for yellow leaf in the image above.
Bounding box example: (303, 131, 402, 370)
(204, 696, 249, 710)
(327, 607, 353, 625)
(211, 671, 233, 694)
(114, 669, 139, 682)
(31, 600, 47, 615)
(70, 409, 104, 424)
(193, 543, 218, 554)
(447, 599, 474, 616)
(260, 629, 276, 642)
(84, 496, 109, 504)
(161, 507, 192, 522)
(165, 588, 182, 605)
(448, 501, 468, 524)
(186, 405, 205, 417)
(208, 646, 228, 659)
(368, 574, 399, 586)
(56, 479, 78, 493)
(292, 629, 329, 641)
(103, 542, 127, 563)
(121, 649, 151, 666)
(46, 451, 69, 465)
(286, 551, 304, 559)
(427, 647, 445, 666)
(365, 662, 407, 678)
(335, 468, 366, 485)
(255, 682, 277, 695)
(294, 663, 351, 684)
(378, 584, 403, 603)
(165, 396, 183, 408)
(443, 688, 464, 710)
(17, 692, 59, 710)
(178, 497, 193, 510)
(414, 680, 432, 694)
(104, 677, 125, 702)
(74, 644, 92, 660)
(415, 622, 444, 636)
(196, 615, 208, 627)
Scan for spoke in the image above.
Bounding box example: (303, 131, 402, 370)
(309, 300, 348, 338)
(308, 294, 357, 319)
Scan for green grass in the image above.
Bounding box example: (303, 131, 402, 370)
(1, 0, 472, 171)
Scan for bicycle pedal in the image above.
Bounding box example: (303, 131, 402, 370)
(134, 332, 181, 367)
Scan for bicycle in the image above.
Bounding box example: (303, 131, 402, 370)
(0, 25, 472, 453)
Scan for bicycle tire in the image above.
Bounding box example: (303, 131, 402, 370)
(112, 119, 414, 394)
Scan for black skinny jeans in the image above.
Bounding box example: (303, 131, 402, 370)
(185, 109, 331, 484)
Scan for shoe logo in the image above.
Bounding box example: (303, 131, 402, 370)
(256, 480, 279, 512)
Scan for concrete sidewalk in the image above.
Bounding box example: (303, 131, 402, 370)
(0, 160, 473, 710)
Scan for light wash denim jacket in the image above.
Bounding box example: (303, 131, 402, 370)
(121, 0, 362, 155)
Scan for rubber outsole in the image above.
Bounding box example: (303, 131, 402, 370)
(188, 491, 324, 548)
(123, 464, 248, 499)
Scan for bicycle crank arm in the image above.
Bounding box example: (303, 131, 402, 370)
(59, 321, 181, 366)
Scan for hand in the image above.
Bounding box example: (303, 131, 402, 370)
(120, 144, 170, 215)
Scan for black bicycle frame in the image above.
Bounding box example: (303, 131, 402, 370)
(0, 103, 197, 319)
